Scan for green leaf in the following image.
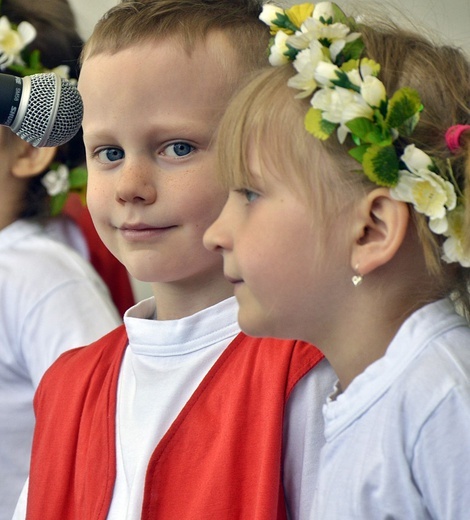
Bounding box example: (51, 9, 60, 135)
(397, 109, 422, 137)
(346, 117, 384, 144)
(362, 144, 400, 187)
(331, 69, 360, 92)
(304, 108, 336, 140)
(348, 143, 371, 164)
(340, 38, 365, 62)
(386, 87, 422, 129)
(284, 44, 299, 61)
(49, 193, 68, 217)
(68, 167, 88, 189)
(331, 3, 357, 28)
(273, 13, 298, 33)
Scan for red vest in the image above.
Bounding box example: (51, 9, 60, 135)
(26, 326, 324, 519)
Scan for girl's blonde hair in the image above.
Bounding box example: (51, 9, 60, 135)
(216, 18, 470, 316)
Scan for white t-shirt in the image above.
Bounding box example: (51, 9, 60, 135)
(0, 219, 121, 520)
(111, 296, 335, 520)
(13, 295, 336, 520)
(312, 298, 470, 519)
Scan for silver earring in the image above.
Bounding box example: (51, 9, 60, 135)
(352, 274, 363, 286)
(352, 264, 363, 286)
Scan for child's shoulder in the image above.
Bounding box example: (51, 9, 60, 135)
(0, 219, 90, 278)
(38, 324, 127, 393)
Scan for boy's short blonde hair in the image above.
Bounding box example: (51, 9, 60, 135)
(82, 0, 270, 80)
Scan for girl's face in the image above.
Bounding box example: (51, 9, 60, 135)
(204, 142, 351, 342)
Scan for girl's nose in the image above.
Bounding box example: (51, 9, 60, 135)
(203, 204, 233, 253)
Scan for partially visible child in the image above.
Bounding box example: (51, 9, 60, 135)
(0, 1, 122, 518)
(204, 2, 470, 518)
(1, 0, 135, 315)
(13, 1, 335, 519)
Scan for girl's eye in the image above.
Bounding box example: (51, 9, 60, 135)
(162, 142, 195, 158)
(96, 147, 124, 163)
(237, 188, 260, 203)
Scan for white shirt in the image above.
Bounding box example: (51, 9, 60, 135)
(312, 298, 470, 519)
(109, 296, 335, 520)
(1, 219, 121, 520)
(14, 296, 335, 519)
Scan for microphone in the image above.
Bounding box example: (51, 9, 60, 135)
(0, 72, 83, 148)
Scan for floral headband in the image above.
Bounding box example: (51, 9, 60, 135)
(260, 1, 470, 267)
(0, 12, 86, 216)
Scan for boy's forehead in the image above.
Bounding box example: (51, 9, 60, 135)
(81, 33, 239, 96)
(79, 35, 240, 135)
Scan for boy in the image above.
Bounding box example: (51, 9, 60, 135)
(13, 1, 335, 518)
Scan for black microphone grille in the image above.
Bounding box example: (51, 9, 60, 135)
(11, 72, 83, 148)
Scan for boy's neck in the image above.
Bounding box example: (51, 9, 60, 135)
(150, 277, 234, 321)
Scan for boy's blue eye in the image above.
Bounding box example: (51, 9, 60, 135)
(97, 147, 124, 162)
(163, 142, 194, 158)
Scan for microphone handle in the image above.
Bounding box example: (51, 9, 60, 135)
(0, 74, 23, 127)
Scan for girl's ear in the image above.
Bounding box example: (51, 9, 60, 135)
(351, 187, 409, 276)
(11, 139, 57, 179)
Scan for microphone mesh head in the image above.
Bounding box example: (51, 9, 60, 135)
(14, 73, 83, 148)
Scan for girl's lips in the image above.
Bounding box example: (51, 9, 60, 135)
(225, 274, 243, 284)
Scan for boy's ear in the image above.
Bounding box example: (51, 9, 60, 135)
(11, 140, 57, 179)
(351, 188, 409, 276)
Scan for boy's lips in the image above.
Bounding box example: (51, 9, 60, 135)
(118, 223, 177, 241)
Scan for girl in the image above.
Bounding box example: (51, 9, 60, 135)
(204, 2, 470, 518)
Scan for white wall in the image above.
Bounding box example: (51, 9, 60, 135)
(68, 0, 119, 40)
(282, 0, 470, 51)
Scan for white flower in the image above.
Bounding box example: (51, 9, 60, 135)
(442, 208, 470, 266)
(311, 86, 374, 143)
(269, 30, 290, 66)
(41, 165, 70, 196)
(287, 18, 321, 50)
(390, 168, 457, 227)
(312, 2, 336, 23)
(288, 40, 325, 97)
(400, 144, 433, 173)
(328, 30, 361, 62)
(0, 17, 36, 69)
(313, 61, 340, 87)
(259, 5, 285, 27)
(289, 17, 352, 54)
(360, 76, 387, 107)
(51, 65, 71, 79)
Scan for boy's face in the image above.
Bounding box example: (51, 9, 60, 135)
(204, 143, 351, 341)
(79, 36, 234, 287)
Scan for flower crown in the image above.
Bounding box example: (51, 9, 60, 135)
(260, 1, 469, 267)
(0, 11, 86, 216)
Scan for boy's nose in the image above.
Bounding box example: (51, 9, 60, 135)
(115, 163, 157, 205)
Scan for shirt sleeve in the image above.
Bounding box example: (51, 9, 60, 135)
(11, 478, 28, 520)
(282, 358, 336, 520)
(412, 383, 470, 519)
(19, 276, 121, 388)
